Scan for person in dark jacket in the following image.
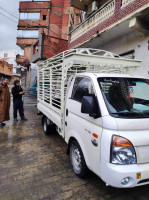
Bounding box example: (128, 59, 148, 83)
(0, 77, 10, 127)
(11, 80, 27, 121)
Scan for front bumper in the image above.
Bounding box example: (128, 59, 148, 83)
(101, 160, 149, 188)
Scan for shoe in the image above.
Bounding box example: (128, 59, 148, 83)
(21, 118, 27, 121)
(14, 118, 18, 122)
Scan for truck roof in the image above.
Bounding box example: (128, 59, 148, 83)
(74, 73, 147, 79)
(38, 48, 141, 72)
(94, 73, 147, 79)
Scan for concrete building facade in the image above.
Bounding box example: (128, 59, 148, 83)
(69, 0, 149, 78)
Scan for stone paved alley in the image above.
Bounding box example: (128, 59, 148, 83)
(1, 96, 149, 200)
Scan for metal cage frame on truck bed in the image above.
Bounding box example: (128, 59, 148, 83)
(37, 48, 141, 137)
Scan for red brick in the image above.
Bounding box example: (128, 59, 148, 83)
(43, 35, 68, 59)
(17, 0, 81, 62)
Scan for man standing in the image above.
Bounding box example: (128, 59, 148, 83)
(11, 80, 27, 121)
(0, 77, 10, 127)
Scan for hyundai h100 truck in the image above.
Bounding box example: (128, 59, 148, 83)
(37, 48, 149, 188)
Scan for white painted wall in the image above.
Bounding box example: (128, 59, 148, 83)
(0, 49, 23, 59)
(97, 32, 149, 79)
(134, 41, 149, 78)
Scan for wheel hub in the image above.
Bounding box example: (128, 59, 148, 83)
(72, 146, 81, 171)
(44, 120, 47, 132)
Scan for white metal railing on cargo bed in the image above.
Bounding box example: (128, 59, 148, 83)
(37, 48, 141, 136)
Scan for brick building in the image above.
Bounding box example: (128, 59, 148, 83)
(17, 0, 82, 62)
(17, 1, 51, 62)
(31, 34, 68, 62)
(30, 0, 82, 62)
(0, 50, 24, 84)
(16, 0, 82, 85)
(0, 49, 23, 76)
(69, 0, 149, 78)
(0, 59, 13, 82)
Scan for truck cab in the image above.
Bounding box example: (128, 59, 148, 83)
(65, 73, 149, 188)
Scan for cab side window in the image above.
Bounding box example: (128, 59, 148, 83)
(71, 77, 95, 102)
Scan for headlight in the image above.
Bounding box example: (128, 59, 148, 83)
(111, 136, 136, 165)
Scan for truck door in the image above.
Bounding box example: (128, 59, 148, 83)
(65, 76, 102, 176)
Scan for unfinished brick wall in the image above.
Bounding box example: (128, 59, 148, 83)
(69, 0, 149, 48)
(24, 47, 32, 62)
(43, 35, 68, 59)
(17, 0, 74, 61)
(49, 0, 70, 40)
(18, 1, 50, 35)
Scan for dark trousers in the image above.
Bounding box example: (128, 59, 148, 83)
(13, 98, 24, 119)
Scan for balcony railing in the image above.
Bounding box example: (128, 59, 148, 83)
(70, 0, 115, 42)
(121, 0, 135, 7)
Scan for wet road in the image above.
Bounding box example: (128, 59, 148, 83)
(0, 96, 149, 200)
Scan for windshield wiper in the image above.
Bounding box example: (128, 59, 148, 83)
(110, 112, 149, 118)
(143, 113, 149, 116)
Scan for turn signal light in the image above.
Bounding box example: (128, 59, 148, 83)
(136, 172, 141, 179)
(92, 133, 98, 138)
(113, 136, 132, 147)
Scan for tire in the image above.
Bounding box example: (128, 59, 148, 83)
(41, 116, 44, 125)
(70, 140, 88, 178)
(37, 109, 42, 115)
(43, 117, 56, 135)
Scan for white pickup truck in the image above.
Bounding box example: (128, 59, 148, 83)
(37, 48, 149, 188)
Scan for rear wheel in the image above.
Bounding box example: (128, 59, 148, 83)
(43, 117, 56, 135)
(41, 116, 44, 125)
(70, 140, 87, 177)
(37, 109, 42, 115)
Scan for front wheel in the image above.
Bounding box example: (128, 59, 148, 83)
(70, 140, 88, 178)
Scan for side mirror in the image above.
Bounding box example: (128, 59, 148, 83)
(81, 96, 95, 115)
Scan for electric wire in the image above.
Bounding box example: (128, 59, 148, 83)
(0, 6, 19, 19)
(0, 13, 18, 23)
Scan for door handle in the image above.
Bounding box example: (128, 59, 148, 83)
(66, 109, 68, 116)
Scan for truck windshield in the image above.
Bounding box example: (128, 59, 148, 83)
(98, 77, 149, 118)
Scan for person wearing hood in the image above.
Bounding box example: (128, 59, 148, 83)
(11, 80, 27, 121)
(0, 77, 10, 127)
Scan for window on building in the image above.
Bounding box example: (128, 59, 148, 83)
(43, 15, 46, 20)
(4, 53, 8, 58)
(18, 30, 39, 38)
(20, 13, 40, 20)
(71, 77, 95, 102)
